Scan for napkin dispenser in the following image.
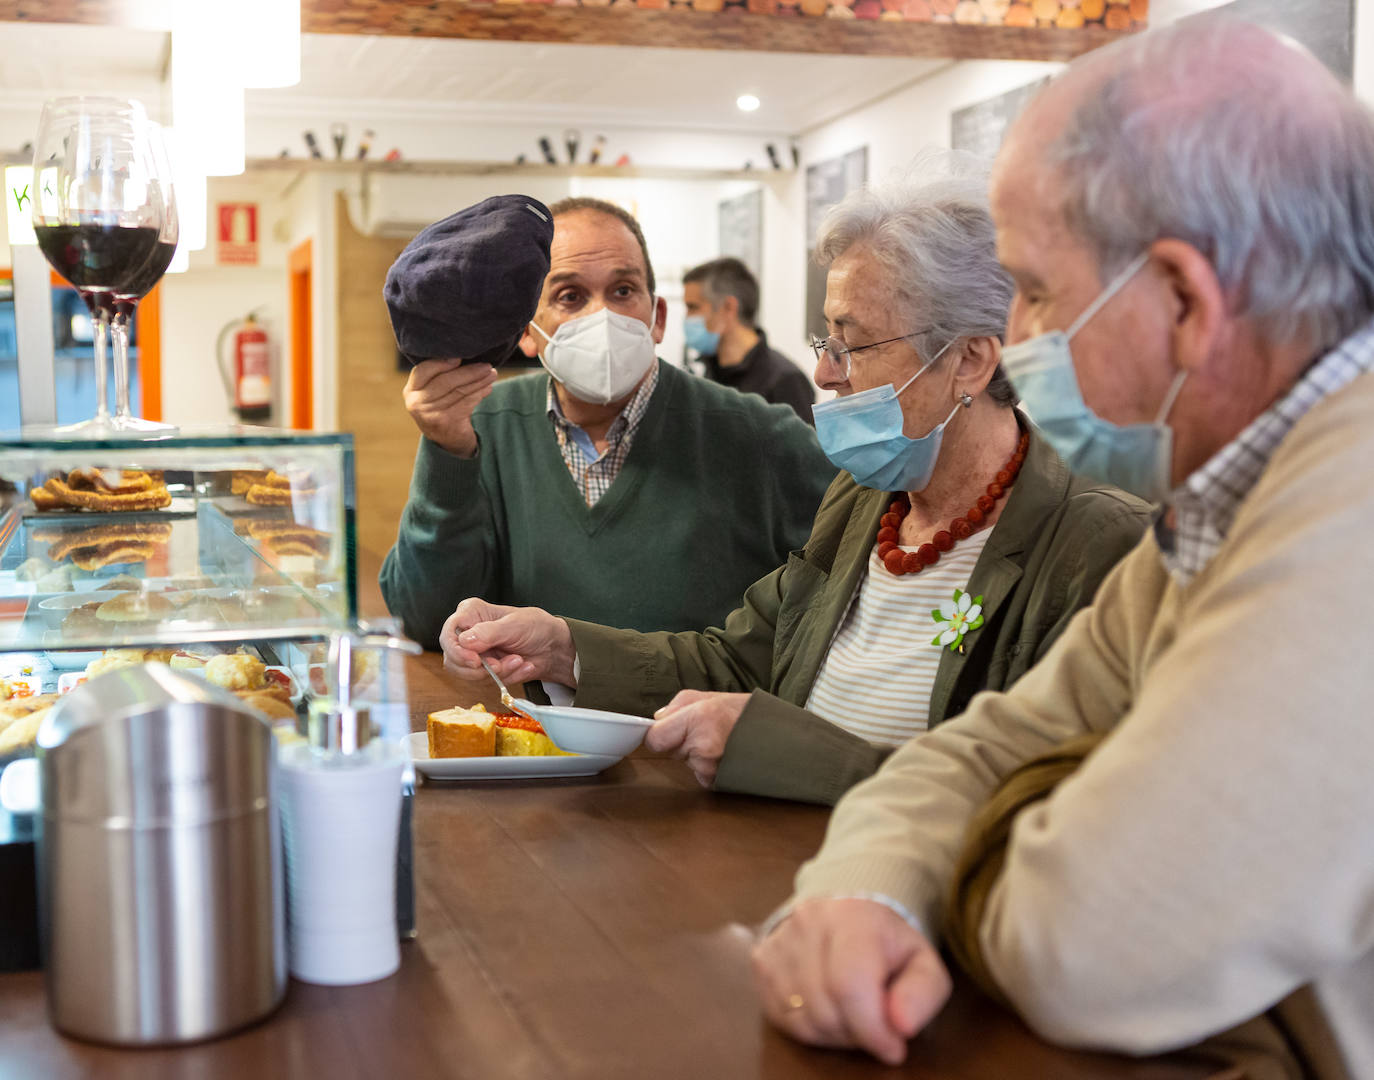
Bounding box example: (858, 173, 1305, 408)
(282, 625, 421, 986)
(37, 663, 285, 1045)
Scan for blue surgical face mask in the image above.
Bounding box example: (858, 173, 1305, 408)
(683, 314, 720, 355)
(1001, 252, 1188, 504)
(812, 340, 961, 493)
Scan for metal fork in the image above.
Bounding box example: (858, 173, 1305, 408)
(479, 657, 514, 710)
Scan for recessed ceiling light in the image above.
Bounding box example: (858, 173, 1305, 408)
(736, 94, 761, 113)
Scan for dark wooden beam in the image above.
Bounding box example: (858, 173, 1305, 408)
(0, 0, 1134, 60)
(1, 0, 167, 28)
(300, 3, 1129, 60)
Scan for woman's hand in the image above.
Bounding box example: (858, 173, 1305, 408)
(645, 690, 752, 787)
(440, 598, 578, 688)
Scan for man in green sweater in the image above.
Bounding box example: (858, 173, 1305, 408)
(380, 197, 835, 648)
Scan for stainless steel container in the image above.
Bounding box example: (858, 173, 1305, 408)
(36, 663, 285, 1045)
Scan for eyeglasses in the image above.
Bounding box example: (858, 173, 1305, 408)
(809, 329, 930, 380)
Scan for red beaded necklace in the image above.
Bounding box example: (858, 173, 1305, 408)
(876, 431, 1030, 576)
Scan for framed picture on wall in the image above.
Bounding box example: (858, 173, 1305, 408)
(804, 147, 868, 338)
(719, 189, 763, 279)
(1217, 0, 1353, 80)
(950, 77, 1051, 160)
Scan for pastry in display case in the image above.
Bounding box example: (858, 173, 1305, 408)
(0, 429, 361, 759)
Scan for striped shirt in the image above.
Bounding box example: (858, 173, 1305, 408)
(1158, 317, 1374, 585)
(546, 364, 659, 507)
(806, 530, 991, 747)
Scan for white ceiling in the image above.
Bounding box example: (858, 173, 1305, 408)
(0, 24, 167, 107)
(0, 22, 947, 139)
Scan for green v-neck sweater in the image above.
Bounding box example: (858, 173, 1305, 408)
(380, 361, 836, 648)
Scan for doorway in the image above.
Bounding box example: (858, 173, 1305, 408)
(288, 239, 313, 430)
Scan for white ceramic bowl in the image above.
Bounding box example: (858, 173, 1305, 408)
(521, 703, 653, 757)
(43, 650, 104, 671)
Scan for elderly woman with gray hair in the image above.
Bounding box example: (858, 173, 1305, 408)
(440, 161, 1151, 805)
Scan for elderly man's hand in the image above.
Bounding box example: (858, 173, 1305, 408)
(441, 598, 577, 688)
(402, 359, 498, 458)
(645, 690, 751, 787)
(751, 897, 952, 1066)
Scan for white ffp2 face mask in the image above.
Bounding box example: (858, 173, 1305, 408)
(530, 307, 657, 405)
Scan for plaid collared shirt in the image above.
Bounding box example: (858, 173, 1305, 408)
(1157, 317, 1374, 585)
(546, 363, 659, 507)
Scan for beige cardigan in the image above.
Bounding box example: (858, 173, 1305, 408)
(791, 371, 1374, 1077)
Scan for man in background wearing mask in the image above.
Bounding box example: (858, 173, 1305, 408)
(381, 196, 834, 649)
(683, 257, 816, 423)
(750, 18, 1374, 1078)
(438, 166, 1147, 806)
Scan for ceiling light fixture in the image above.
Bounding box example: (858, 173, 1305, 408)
(237, 0, 302, 89)
(173, 66, 246, 178)
(736, 94, 761, 113)
(172, 1, 247, 177)
(164, 128, 208, 252)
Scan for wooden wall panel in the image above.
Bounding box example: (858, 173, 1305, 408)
(0, 0, 1144, 59)
(332, 194, 413, 561)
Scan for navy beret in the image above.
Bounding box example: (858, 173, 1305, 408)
(385, 195, 554, 368)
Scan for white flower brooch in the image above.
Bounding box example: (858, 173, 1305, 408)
(931, 588, 984, 651)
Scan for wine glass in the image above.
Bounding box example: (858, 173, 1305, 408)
(30, 96, 173, 437)
(109, 120, 178, 434)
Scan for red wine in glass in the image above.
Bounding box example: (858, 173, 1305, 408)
(30, 96, 177, 436)
(105, 126, 178, 433)
(35, 222, 164, 432)
(106, 240, 177, 415)
(118, 240, 177, 304)
(83, 291, 115, 319)
(33, 223, 162, 294)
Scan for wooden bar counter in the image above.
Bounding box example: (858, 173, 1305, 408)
(0, 646, 1223, 1080)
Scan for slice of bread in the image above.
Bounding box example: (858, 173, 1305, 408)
(427, 706, 496, 758)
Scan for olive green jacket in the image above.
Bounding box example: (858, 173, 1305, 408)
(567, 420, 1151, 805)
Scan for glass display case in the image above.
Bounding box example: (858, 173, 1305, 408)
(0, 428, 360, 761)
(0, 428, 356, 651)
(0, 428, 426, 970)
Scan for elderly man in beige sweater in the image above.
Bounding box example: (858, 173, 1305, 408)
(752, 16, 1374, 1077)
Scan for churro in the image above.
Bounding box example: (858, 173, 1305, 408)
(30, 469, 171, 512)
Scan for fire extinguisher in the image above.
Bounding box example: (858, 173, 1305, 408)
(217, 313, 272, 423)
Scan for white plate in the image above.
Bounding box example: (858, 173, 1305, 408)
(402, 732, 621, 780)
(0, 675, 42, 698)
(263, 665, 302, 707)
(57, 671, 88, 694)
